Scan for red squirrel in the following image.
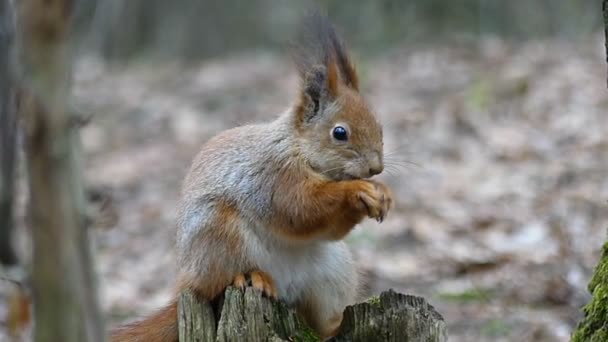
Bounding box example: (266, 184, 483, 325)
(111, 12, 393, 341)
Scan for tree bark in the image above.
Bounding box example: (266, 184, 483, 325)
(572, 241, 608, 341)
(332, 291, 447, 342)
(0, 0, 18, 266)
(179, 287, 447, 342)
(178, 290, 217, 342)
(571, 2, 608, 340)
(18, 0, 105, 341)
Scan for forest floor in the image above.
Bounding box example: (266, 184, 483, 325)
(2, 34, 608, 342)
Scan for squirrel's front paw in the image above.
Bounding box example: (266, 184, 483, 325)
(355, 180, 393, 222)
(232, 270, 278, 299)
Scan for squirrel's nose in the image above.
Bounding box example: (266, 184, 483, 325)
(367, 152, 383, 176)
(369, 165, 383, 176)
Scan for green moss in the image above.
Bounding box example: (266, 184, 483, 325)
(368, 295, 381, 306)
(572, 241, 608, 342)
(292, 324, 320, 342)
(290, 309, 320, 342)
(438, 288, 492, 303)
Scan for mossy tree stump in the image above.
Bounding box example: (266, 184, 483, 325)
(571, 1, 608, 340)
(178, 287, 447, 342)
(572, 241, 608, 341)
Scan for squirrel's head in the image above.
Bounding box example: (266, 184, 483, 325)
(291, 13, 383, 181)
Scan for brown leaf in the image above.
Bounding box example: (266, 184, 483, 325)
(7, 287, 32, 338)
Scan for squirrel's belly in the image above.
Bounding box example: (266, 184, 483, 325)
(246, 235, 355, 304)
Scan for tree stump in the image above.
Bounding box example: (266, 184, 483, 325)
(332, 290, 447, 342)
(178, 287, 447, 342)
(572, 241, 608, 342)
(178, 291, 216, 342)
(571, 2, 608, 340)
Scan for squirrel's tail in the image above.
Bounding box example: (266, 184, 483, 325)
(111, 298, 178, 342)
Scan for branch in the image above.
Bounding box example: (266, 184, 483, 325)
(179, 287, 447, 342)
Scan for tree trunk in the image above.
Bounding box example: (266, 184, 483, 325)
(179, 287, 447, 342)
(604, 0, 608, 88)
(0, 0, 18, 266)
(18, 0, 105, 341)
(572, 241, 608, 341)
(571, 2, 608, 340)
(332, 291, 447, 342)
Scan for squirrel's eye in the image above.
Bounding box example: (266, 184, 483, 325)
(332, 126, 348, 141)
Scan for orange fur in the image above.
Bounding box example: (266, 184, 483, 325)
(179, 200, 245, 300)
(232, 273, 247, 289)
(201, 201, 243, 257)
(296, 297, 344, 337)
(249, 270, 278, 298)
(327, 55, 339, 97)
(336, 85, 380, 145)
(232, 270, 277, 298)
(326, 312, 344, 337)
(176, 262, 229, 301)
(111, 300, 178, 342)
(338, 55, 358, 91)
(271, 168, 392, 241)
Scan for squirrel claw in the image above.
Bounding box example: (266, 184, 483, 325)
(233, 270, 278, 299)
(232, 273, 247, 290)
(250, 270, 278, 299)
(357, 180, 392, 223)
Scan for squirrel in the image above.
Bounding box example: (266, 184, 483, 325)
(111, 12, 393, 342)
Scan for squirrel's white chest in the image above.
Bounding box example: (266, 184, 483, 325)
(243, 227, 354, 305)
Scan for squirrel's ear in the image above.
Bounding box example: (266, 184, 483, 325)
(296, 59, 338, 124)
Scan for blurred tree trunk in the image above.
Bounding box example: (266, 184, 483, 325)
(571, 3, 608, 340)
(19, 0, 105, 341)
(0, 0, 18, 266)
(604, 0, 608, 87)
(89, 0, 154, 60)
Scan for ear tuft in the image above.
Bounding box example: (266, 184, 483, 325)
(291, 11, 359, 92)
(326, 55, 339, 96)
(325, 23, 358, 91)
(291, 12, 356, 125)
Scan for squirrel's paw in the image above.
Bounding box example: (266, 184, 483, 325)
(232, 273, 248, 290)
(356, 180, 393, 223)
(250, 270, 278, 299)
(232, 270, 278, 299)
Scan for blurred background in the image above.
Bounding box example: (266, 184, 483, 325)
(3, 0, 608, 341)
